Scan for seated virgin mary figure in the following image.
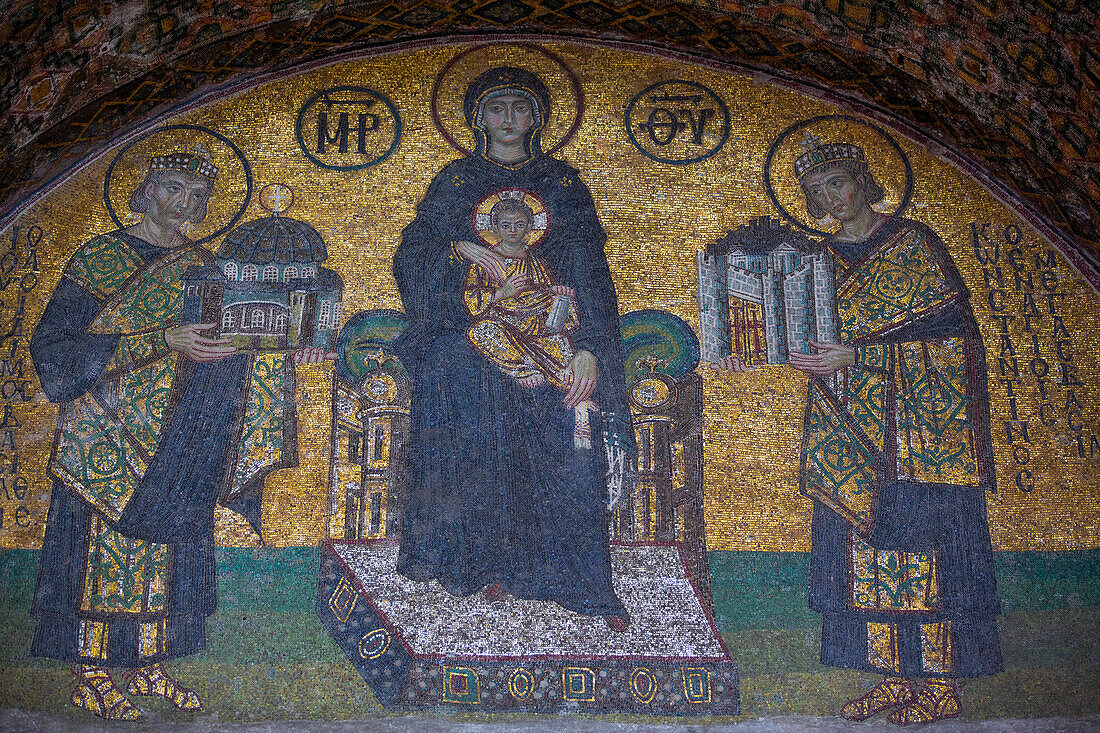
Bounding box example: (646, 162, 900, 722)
(391, 66, 634, 632)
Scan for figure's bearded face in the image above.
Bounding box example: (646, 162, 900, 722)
(801, 166, 868, 223)
(144, 171, 211, 231)
(480, 94, 535, 147)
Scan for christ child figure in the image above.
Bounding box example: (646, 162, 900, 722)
(462, 197, 580, 391)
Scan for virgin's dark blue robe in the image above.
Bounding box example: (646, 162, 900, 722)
(807, 218, 1002, 678)
(392, 153, 633, 617)
(29, 233, 253, 667)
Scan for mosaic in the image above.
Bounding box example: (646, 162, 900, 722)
(2, 1, 1097, 268)
(0, 40, 1097, 725)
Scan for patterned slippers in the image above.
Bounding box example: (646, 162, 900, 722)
(840, 676, 914, 721)
(70, 665, 142, 721)
(604, 614, 629, 633)
(886, 680, 961, 725)
(126, 662, 204, 711)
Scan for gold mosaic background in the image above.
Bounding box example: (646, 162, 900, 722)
(3, 43, 1098, 552)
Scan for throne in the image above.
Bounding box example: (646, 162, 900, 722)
(325, 311, 410, 542)
(326, 310, 711, 601)
(317, 308, 735, 714)
(612, 309, 711, 612)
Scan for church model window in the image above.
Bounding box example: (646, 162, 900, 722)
(242, 264, 258, 281)
(224, 262, 238, 281)
(251, 310, 264, 328)
(274, 313, 287, 331)
(263, 265, 278, 282)
(222, 310, 235, 330)
(319, 300, 332, 328)
(302, 266, 316, 279)
(284, 266, 298, 280)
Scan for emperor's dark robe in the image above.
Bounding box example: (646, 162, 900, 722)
(804, 217, 1002, 678)
(29, 231, 271, 667)
(392, 153, 633, 617)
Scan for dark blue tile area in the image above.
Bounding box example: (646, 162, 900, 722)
(0, 550, 40, 610)
(708, 551, 817, 630)
(993, 550, 1100, 613)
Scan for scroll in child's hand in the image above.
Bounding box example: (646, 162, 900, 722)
(544, 294, 572, 333)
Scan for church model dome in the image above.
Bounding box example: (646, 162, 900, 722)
(182, 210, 344, 352)
(217, 215, 328, 265)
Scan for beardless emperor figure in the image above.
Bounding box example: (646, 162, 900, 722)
(716, 134, 1001, 725)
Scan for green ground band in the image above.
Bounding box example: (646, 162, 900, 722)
(1, 548, 1096, 721)
(3, 547, 1097, 629)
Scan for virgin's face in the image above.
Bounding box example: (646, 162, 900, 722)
(801, 166, 867, 222)
(144, 171, 210, 229)
(480, 94, 535, 147)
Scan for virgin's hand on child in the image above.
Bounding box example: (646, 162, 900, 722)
(517, 373, 547, 388)
(787, 341, 856, 375)
(563, 350, 597, 408)
(455, 239, 507, 283)
(166, 323, 237, 362)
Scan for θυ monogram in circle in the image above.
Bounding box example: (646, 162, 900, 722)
(625, 80, 730, 165)
(296, 86, 401, 171)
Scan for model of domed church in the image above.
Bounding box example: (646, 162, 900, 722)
(181, 214, 344, 352)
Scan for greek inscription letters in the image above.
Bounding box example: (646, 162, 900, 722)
(296, 86, 401, 172)
(637, 92, 716, 147)
(972, 221, 1098, 491)
(0, 225, 41, 533)
(317, 106, 379, 156)
(625, 80, 730, 164)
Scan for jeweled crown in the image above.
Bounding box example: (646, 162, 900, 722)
(793, 132, 865, 179)
(149, 145, 218, 180)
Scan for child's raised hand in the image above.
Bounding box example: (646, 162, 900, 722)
(505, 272, 530, 293)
